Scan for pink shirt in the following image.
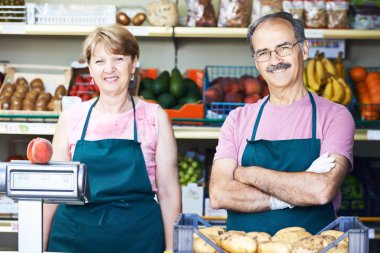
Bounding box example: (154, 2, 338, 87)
(214, 92, 355, 212)
(66, 99, 160, 192)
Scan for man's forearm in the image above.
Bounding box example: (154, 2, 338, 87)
(210, 179, 271, 213)
(234, 166, 328, 206)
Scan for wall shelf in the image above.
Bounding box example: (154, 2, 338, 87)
(0, 122, 377, 140)
(0, 24, 379, 39)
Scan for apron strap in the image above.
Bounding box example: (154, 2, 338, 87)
(250, 96, 269, 141)
(80, 96, 138, 142)
(308, 91, 317, 139)
(250, 91, 317, 141)
(80, 98, 99, 141)
(131, 95, 138, 143)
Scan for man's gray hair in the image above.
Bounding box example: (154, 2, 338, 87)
(247, 12, 306, 53)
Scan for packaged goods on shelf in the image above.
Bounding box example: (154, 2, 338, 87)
(186, 0, 217, 27)
(0, 0, 26, 23)
(174, 213, 369, 253)
(25, 3, 116, 25)
(350, 4, 380, 30)
(218, 0, 250, 27)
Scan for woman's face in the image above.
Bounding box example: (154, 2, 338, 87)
(88, 43, 137, 97)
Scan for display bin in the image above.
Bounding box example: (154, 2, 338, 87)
(174, 213, 369, 253)
(25, 3, 116, 25)
(203, 65, 260, 120)
(0, 4, 26, 23)
(347, 67, 380, 128)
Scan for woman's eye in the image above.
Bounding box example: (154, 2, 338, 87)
(95, 60, 103, 64)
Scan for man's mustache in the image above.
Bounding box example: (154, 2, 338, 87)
(266, 62, 292, 73)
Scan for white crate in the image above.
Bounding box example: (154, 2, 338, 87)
(0, 5, 26, 23)
(26, 3, 116, 25)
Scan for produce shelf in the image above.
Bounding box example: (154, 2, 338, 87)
(0, 25, 379, 39)
(0, 121, 377, 140)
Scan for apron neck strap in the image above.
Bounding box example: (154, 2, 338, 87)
(79, 95, 138, 142)
(250, 91, 317, 141)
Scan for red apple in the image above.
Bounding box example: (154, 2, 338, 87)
(244, 78, 262, 95)
(27, 137, 53, 164)
(244, 93, 261, 104)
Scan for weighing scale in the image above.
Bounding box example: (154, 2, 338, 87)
(0, 160, 89, 253)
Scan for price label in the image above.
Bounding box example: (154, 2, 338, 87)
(127, 27, 149, 36)
(305, 29, 324, 39)
(367, 130, 380, 140)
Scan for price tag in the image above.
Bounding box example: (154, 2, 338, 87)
(2, 24, 26, 34)
(367, 130, 380, 140)
(368, 228, 375, 239)
(305, 29, 324, 39)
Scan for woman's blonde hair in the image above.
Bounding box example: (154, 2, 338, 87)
(83, 25, 139, 62)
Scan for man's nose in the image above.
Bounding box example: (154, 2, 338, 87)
(268, 50, 282, 64)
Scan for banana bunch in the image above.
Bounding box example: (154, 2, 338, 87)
(304, 51, 352, 106)
(322, 76, 352, 106)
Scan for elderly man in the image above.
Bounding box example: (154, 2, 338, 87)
(209, 12, 355, 234)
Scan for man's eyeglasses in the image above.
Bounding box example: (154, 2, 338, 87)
(253, 41, 303, 63)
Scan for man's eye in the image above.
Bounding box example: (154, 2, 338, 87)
(258, 51, 269, 57)
(278, 46, 291, 52)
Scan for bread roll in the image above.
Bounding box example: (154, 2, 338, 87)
(218, 231, 257, 253)
(247, 232, 272, 243)
(258, 241, 291, 253)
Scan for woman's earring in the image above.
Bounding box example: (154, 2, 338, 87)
(90, 78, 94, 85)
(131, 74, 135, 81)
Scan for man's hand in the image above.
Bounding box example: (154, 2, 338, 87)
(269, 196, 294, 210)
(306, 153, 336, 173)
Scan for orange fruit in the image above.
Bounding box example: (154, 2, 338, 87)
(350, 66, 367, 82)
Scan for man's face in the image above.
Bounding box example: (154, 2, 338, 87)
(251, 19, 308, 90)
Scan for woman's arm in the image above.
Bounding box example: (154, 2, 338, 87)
(155, 107, 181, 251)
(43, 110, 71, 251)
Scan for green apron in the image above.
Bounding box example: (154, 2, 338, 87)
(48, 97, 165, 253)
(227, 92, 335, 235)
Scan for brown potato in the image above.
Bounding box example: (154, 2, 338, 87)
(326, 244, 348, 253)
(198, 226, 225, 238)
(218, 231, 257, 253)
(132, 13, 147, 26)
(276, 227, 306, 235)
(320, 230, 348, 246)
(193, 234, 217, 253)
(116, 12, 130, 26)
(291, 235, 335, 253)
(30, 78, 44, 89)
(272, 230, 312, 244)
(54, 85, 67, 98)
(258, 241, 291, 253)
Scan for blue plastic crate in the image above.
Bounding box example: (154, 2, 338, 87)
(203, 65, 260, 120)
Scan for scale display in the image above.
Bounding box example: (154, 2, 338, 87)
(11, 171, 74, 191)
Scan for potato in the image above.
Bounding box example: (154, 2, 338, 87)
(276, 227, 306, 235)
(218, 231, 257, 253)
(291, 235, 335, 253)
(321, 230, 348, 246)
(326, 244, 348, 253)
(197, 226, 225, 238)
(193, 235, 217, 253)
(132, 13, 147, 26)
(272, 230, 312, 244)
(247, 232, 272, 243)
(258, 241, 291, 253)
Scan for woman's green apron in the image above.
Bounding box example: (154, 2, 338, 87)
(48, 97, 165, 252)
(227, 92, 335, 235)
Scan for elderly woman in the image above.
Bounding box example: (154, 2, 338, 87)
(43, 25, 181, 253)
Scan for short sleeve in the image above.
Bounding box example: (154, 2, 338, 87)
(214, 109, 239, 161)
(320, 105, 355, 169)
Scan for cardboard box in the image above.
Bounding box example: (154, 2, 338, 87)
(182, 183, 204, 216)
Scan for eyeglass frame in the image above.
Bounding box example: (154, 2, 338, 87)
(252, 40, 304, 63)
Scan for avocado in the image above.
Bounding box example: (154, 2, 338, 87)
(183, 78, 202, 99)
(152, 71, 170, 96)
(139, 89, 155, 100)
(140, 78, 154, 91)
(157, 93, 176, 109)
(179, 95, 201, 105)
(170, 67, 186, 99)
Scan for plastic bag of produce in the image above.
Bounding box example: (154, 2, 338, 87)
(326, 0, 349, 29)
(304, 0, 327, 28)
(186, 0, 217, 27)
(217, 0, 250, 27)
(283, 0, 304, 23)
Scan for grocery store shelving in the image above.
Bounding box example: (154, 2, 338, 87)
(0, 121, 377, 140)
(0, 24, 379, 39)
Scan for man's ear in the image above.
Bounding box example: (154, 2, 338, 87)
(302, 40, 309, 60)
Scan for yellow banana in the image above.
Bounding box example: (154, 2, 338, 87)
(338, 77, 352, 106)
(321, 54, 336, 76)
(323, 77, 334, 100)
(315, 57, 326, 87)
(335, 51, 345, 79)
(306, 58, 321, 91)
(330, 76, 346, 104)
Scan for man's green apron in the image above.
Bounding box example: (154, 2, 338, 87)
(227, 92, 335, 235)
(48, 97, 165, 253)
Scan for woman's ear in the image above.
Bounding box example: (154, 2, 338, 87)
(131, 56, 138, 74)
